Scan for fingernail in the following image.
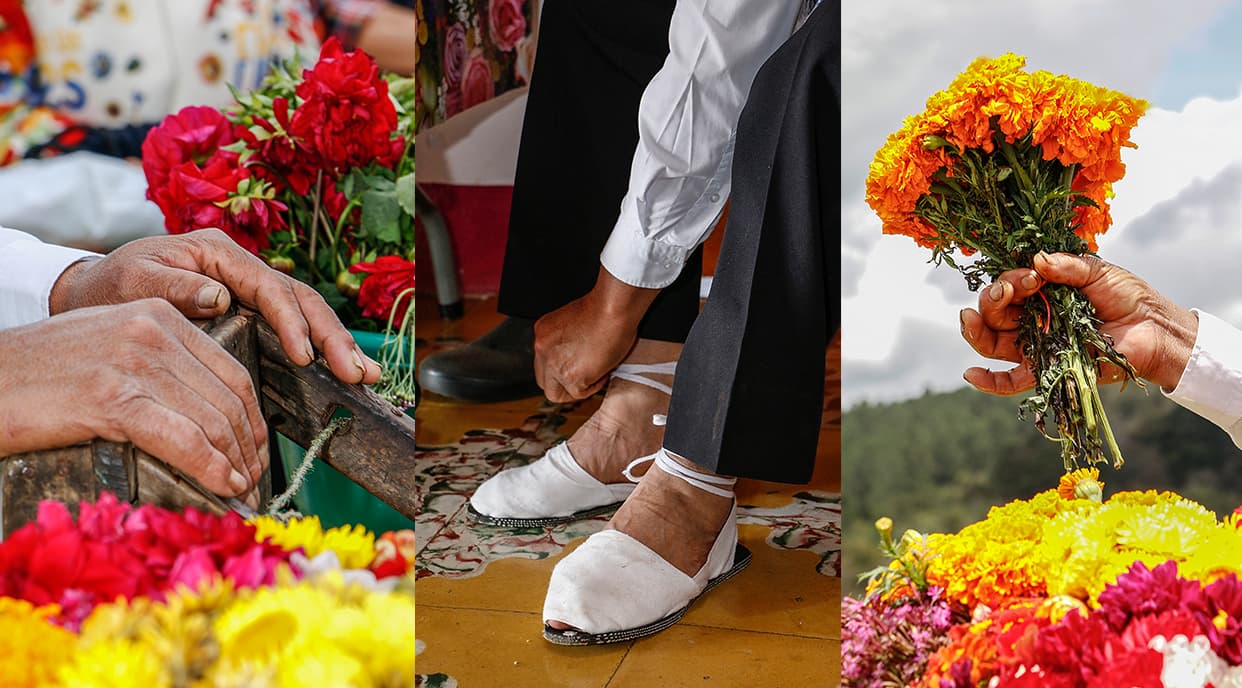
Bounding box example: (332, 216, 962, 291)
(1035, 250, 1052, 264)
(304, 340, 316, 364)
(1021, 272, 1040, 290)
(988, 283, 1005, 301)
(245, 492, 260, 511)
(351, 348, 367, 377)
(196, 285, 225, 310)
(959, 309, 972, 340)
(228, 470, 249, 495)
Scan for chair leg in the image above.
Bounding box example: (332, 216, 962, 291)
(415, 185, 464, 320)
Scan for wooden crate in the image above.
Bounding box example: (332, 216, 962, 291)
(0, 310, 416, 536)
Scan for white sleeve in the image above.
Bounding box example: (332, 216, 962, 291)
(0, 227, 99, 330)
(1163, 309, 1242, 449)
(599, 0, 803, 289)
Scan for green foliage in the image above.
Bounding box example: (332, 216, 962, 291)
(841, 385, 1242, 597)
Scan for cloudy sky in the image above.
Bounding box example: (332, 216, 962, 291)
(841, 0, 1242, 408)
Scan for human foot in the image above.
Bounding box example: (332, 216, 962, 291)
(466, 340, 680, 526)
(539, 447, 740, 640)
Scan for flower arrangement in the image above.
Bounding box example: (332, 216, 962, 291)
(0, 493, 414, 687)
(141, 38, 416, 408)
(865, 53, 1147, 470)
(843, 471, 1242, 687)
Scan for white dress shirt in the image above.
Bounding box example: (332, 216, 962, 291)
(1164, 309, 1242, 449)
(599, 0, 808, 289)
(0, 227, 98, 330)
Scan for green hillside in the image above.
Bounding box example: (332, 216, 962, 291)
(842, 383, 1242, 596)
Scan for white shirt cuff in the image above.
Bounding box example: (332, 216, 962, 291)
(1163, 309, 1242, 448)
(0, 237, 98, 329)
(599, 212, 694, 290)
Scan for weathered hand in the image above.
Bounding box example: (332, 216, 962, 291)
(533, 267, 660, 402)
(960, 252, 1199, 395)
(0, 299, 268, 503)
(49, 229, 380, 385)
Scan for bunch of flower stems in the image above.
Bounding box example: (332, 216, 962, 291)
(918, 132, 1141, 470)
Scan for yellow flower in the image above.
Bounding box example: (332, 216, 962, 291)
(57, 639, 169, 688)
(250, 515, 376, 569)
(212, 573, 414, 687)
(875, 517, 893, 538)
(0, 598, 76, 688)
(1058, 468, 1104, 502)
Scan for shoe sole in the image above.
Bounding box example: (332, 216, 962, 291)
(418, 367, 543, 403)
(541, 544, 753, 646)
(466, 502, 623, 528)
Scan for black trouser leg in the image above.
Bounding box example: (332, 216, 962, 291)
(663, 6, 841, 484)
(496, 0, 703, 343)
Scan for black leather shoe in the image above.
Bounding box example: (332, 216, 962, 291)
(418, 316, 542, 402)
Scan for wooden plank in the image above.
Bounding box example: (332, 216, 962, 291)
(256, 321, 417, 518)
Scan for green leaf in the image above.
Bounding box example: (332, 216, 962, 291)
(360, 189, 403, 243)
(396, 172, 415, 218)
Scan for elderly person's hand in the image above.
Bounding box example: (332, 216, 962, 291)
(533, 267, 659, 402)
(0, 299, 267, 505)
(960, 252, 1200, 395)
(48, 229, 381, 385)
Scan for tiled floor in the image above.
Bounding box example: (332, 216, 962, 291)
(414, 295, 841, 687)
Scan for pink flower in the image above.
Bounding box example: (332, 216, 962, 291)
(168, 547, 220, 589)
(442, 23, 468, 89)
(460, 51, 495, 112)
(488, 0, 527, 52)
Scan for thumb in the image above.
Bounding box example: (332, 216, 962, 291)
(1032, 251, 1109, 290)
(147, 265, 233, 318)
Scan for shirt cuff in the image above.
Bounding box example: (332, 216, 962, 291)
(1162, 309, 1242, 447)
(599, 208, 693, 290)
(0, 240, 98, 330)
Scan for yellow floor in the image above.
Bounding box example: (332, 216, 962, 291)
(415, 295, 841, 687)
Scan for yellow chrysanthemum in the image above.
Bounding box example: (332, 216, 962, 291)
(250, 515, 376, 569)
(76, 578, 236, 683)
(212, 572, 414, 687)
(56, 639, 169, 688)
(0, 598, 76, 688)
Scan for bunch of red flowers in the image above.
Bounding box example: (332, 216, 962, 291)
(924, 561, 1242, 688)
(0, 493, 293, 630)
(141, 37, 415, 329)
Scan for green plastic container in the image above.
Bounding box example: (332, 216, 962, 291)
(276, 329, 414, 533)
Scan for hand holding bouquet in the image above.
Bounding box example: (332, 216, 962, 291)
(141, 38, 416, 408)
(867, 54, 1147, 470)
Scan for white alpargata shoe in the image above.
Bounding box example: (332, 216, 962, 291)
(467, 362, 677, 528)
(541, 448, 752, 646)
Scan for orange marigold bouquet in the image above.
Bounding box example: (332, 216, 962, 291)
(866, 53, 1147, 470)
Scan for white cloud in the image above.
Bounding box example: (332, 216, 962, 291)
(841, 1, 1242, 407)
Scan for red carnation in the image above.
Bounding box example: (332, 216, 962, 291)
(289, 37, 400, 173)
(349, 255, 414, 320)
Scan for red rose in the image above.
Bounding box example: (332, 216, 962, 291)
(142, 106, 237, 202)
(460, 51, 495, 112)
(489, 0, 527, 52)
(289, 37, 399, 173)
(349, 255, 415, 320)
